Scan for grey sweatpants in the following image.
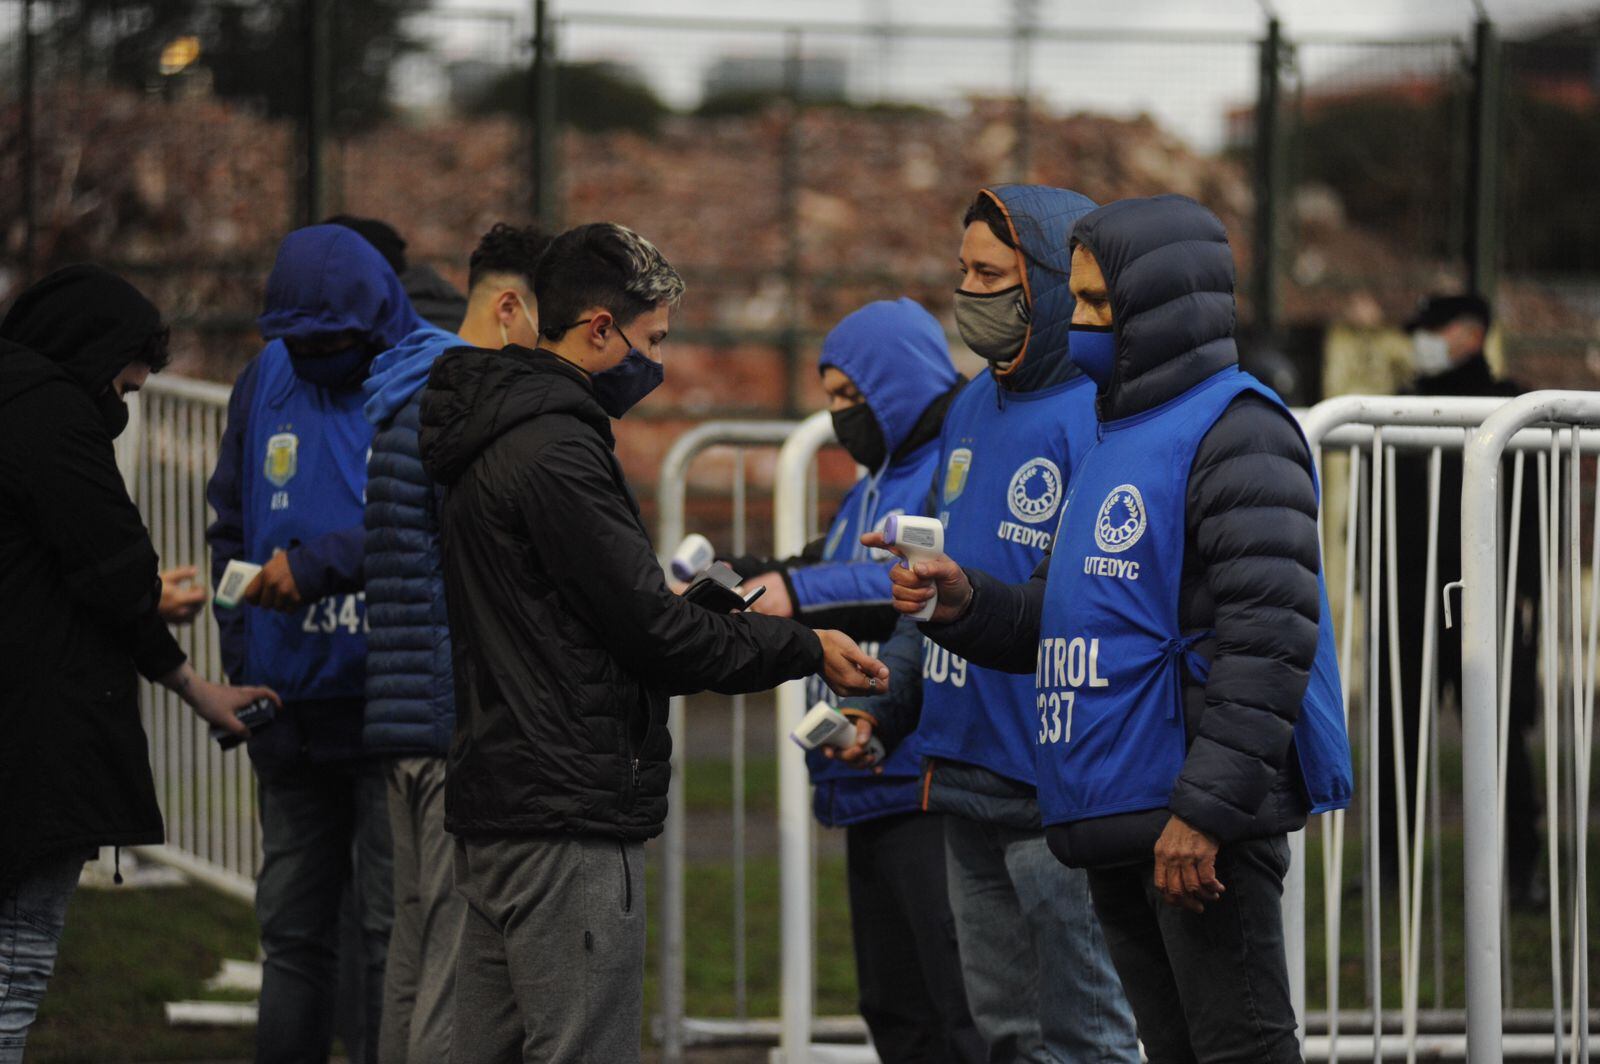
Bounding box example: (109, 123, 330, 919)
(451, 834, 646, 1064)
(379, 756, 462, 1064)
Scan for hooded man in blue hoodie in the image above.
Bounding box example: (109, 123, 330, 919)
(361, 222, 547, 1064)
(730, 299, 982, 1063)
(846, 187, 1138, 1063)
(206, 224, 426, 1064)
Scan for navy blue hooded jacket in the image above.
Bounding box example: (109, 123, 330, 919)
(360, 325, 468, 757)
(793, 299, 959, 825)
(207, 225, 423, 761)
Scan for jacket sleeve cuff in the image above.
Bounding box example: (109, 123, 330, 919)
(132, 613, 188, 682)
(1167, 778, 1249, 844)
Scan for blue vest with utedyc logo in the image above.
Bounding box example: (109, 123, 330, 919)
(910, 370, 1100, 786)
(241, 341, 370, 700)
(1034, 367, 1352, 825)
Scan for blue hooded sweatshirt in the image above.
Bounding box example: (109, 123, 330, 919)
(796, 298, 960, 826)
(206, 225, 423, 761)
(360, 324, 469, 757)
(845, 185, 1102, 828)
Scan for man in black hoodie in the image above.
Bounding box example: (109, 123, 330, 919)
(0, 266, 276, 1056)
(417, 222, 886, 1061)
(873, 197, 1346, 1061)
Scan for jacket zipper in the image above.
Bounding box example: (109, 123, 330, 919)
(920, 759, 936, 811)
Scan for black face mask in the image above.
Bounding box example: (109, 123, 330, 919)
(831, 403, 886, 470)
(97, 387, 130, 438)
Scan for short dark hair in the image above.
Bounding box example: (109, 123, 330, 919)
(535, 223, 685, 341)
(962, 192, 1017, 250)
(468, 223, 550, 292)
(322, 214, 408, 275)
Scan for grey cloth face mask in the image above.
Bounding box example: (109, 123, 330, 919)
(953, 285, 1030, 364)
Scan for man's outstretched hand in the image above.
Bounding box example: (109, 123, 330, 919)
(1153, 815, 1225, 913)
(859, 531, 972, 624)
(817, 629, 889, 697)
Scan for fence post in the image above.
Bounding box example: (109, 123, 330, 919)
(1251, 17, 1285, 340)
(775, 411, 836, 1063)
(1011, 0, 1037, 179)
(779, 29, 804, 418)
(530, 0, 561, 229)
(298, 0, 331, 227)
(1465, 16, 1500, 298)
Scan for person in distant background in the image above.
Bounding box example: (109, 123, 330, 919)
(1385, 292, 1543, 905)
(327, 215, 468, 333)
(362, 221, 547, 1063)
(0, 266, 275, 1061)
(207, 225, 426, 1064)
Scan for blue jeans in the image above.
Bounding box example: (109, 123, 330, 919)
(944, 817, 1138, 1064)
(0, 851, 87, 1063)
(254, 760, 393, 1064)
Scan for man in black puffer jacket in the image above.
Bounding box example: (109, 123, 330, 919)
(869, 196, 1350, 1062)
(418, 222, 887, 1063)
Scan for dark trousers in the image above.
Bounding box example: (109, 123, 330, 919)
(847, 812, 985, 1064)
(1085, 835, 1301, 1064)
(254, 760, 393, 1064)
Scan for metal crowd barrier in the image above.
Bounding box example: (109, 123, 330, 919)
(653, 419, 803, 1061)
(117, 374, 258, 902)
(1461, 391, 1600, 1064)
(120, 380, 1599, 1061)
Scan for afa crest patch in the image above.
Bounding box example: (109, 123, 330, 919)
(944, 448, 973, 504)
(264, 432, 299, 488)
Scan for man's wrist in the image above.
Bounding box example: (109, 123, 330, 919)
(951, 577, 976, 621)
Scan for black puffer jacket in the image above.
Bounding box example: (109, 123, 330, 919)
(0, 266, 187, 892)
(928, 196, 1322, 866)
(418, 346, 825, 841)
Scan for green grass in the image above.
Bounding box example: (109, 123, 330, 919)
(27, 886, 259, 1062)
(681, 757, 779, 813)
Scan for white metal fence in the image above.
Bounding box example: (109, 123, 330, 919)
(121, 380, 1599, 1060)
(118, 375, 257, 902)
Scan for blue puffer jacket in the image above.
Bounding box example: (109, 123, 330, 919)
(361, 326, 469, 756)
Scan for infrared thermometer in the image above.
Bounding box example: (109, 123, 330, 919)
(882, 514, 945, 621)
(214, 560, 262, 610)
(670, 534, 716, 582)
(790, 701, 886, 762)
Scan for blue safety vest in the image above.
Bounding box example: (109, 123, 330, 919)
(910, 370, 1100, 785)
(1034, 367, 1352, 825)
(240, 342, 370, 700)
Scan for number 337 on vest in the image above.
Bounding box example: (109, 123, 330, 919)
(1033, 636, 1109, 746)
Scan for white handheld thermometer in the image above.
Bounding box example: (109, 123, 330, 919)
(214, 560, 262, 610)
(882, 514, 945, 621)
(790, 702, 886, 762)
(670, 534, 716, 582)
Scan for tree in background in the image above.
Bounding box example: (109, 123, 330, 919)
(464, 60, 671, 136)
(33, 0, 425, 130)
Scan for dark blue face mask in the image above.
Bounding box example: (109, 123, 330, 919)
(288, 345, 371, 389)
(590, 324, 663, 419)
(1068, 324, 1116, 389)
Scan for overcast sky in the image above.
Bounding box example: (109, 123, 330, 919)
(401, 0, 1598, 150)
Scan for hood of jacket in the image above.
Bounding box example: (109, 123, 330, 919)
(257, 224, 425, 351)
(1070, 194, 1239, 421)
(819, 297, 958, 463)
(0, 264, 165, 402)
(419, 345, 611, 486)
(983, 184, 1099, 392)
(364, 325, 468, 426)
